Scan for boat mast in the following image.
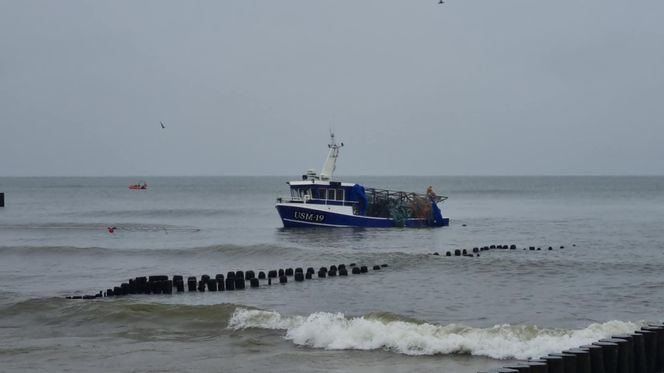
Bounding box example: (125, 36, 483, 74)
(319, 131, 343, 181)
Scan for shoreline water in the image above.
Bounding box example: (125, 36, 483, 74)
(1, 176, 663, 372)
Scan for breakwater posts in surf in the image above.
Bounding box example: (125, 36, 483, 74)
(65, 263, 389, 299)
(480, 323, 664, 373)
(430, 244, 569, 258)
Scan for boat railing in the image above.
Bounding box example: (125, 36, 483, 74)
(277, 189, 446, 205)
(364, 187, 447, 204)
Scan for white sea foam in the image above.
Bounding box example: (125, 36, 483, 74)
(228, 308, 641, 360)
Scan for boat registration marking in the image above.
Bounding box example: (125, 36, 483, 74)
(293, 211, 326, 223)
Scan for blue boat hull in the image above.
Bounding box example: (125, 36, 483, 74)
(276, 204, 449, 228)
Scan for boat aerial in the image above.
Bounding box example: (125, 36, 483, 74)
(128, 181, 148, 190)
(275, 133, 450, 228)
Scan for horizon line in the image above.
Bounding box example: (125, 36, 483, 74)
(1, 174, 663, 178)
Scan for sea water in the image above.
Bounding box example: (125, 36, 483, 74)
(0, 176, 663, 372)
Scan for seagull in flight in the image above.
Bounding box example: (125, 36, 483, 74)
(160, 121, 165, 129)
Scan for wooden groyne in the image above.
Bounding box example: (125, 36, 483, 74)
(480, 325, 664, 373)
(66, 263, 388, 299)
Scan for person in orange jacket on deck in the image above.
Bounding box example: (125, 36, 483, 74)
(426, 185, 437, 201)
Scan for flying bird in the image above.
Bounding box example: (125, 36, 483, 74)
(160, 121, 165, 129)
(439, 0, 444, 3)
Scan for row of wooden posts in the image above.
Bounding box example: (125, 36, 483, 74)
(66, 263, 388, 299)
(432, 244, 570, 257)
(481, 324, 664, 373)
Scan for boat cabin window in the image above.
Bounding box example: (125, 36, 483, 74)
(291, 188, 313, 200)
(320, 188, 345, 201)
(293, 187, 345, 202)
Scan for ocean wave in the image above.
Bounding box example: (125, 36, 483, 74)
(0, 245, 112, 256)
(75, 208, 238, 219)
(0, 223, 199, 232)
(228, 308, 642, 360)
(1, 297, 244, 327)
(0, 243, 301, 257)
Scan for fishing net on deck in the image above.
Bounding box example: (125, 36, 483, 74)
(365, 187, 444, 225)
(409, 196, 432, 220)
(389, 204, 410, 227)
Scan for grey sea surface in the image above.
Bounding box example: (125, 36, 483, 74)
(1, 176, 663, 372)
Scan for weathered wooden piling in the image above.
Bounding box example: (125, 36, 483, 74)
(215, 274, 225, 291)
(187, 276, 196, 292)
(581, 344, 606, 373)
(525, 360, 547, 373)
(564, 348, 591, 373)
(541, 355, 564, 373)
(235, 277, 245, 290)
(644, 324, 664, 371)
(638, 328, 658, 372)
(549, 352, 577, 373)
(610, 334, 634, 373)
(225, 277, 235, 291)
(600, 338, 630, 373)
(502, 363, 531, 372)
(631, 332, 648, 373)
(207, 279, 217, 291)
(593, 341, 618, 373)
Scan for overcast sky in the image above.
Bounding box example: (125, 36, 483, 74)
(1, 0, 663, 176)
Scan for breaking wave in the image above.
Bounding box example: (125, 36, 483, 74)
(228, 308, 642, 360)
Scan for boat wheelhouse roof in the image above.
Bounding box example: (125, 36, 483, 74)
(288, 180, 356, 188)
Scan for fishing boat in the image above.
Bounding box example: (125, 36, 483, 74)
(275, 133, 450, 228)
(128, 181, 147, 190)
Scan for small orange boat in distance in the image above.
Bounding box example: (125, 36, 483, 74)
(128, 181, 147, 190)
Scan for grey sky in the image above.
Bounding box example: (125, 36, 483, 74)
(1, 0, 663, 176)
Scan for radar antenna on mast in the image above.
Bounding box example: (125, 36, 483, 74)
(320, 131, 343, 181)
